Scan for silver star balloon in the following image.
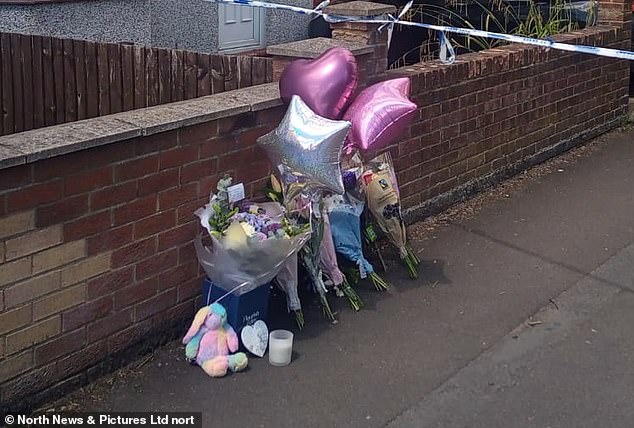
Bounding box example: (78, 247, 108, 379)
(257, 95, 350, 199)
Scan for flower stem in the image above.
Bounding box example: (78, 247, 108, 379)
(406, 245, 420, 266)
(319, 294, 337, 321)
(294, 310, 305, 330)
(370, 272, 390, 291)
(402, 253, 418, 279)
(341, 277, 363, 311)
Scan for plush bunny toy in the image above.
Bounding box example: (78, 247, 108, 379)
(183, 303, 248, 377)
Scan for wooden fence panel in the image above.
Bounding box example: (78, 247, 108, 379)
(121, 44, 134, 112)
(0, 34, 12, 134)
(41, 36, 56, 126)
(52, 37, 65, 124)
(146, 47, 159, 107)
(158, 48, 171, 104)
(196, 53, 210, 97)
(171, 49, 184, 102)
(238, 56, 252, 89)
(20, 35, 34, 131)
(73, 40, 86, 121)
(225, 56, 238, 91)
(32, 36, 45, 129)
(266, 57, 273, 83)
(0, 37, 4, 135)
(184, 51, 198, 100)
(108, 44, 122, 114)
(97, 43, 109, 116)
(252, 56, 267, 86)
(0, 33, 11, 134)
(0, 31, 275, 136)
(0, 45, 3, 135)
(84, 41, 98, 118)
(63, 39, 77, 122)
(133, 45, 146, 109)
(210, 54, 225, 94)
(10, 34, 24, 132)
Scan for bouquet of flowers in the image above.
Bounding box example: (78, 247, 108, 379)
(320, 210, 363, 311)
(325, 193, 390, 291)
(276, 253, 304, 328)
(297, 197, 336, 322)
(262, 175, 306, 327)
(361, 153, 419, 278)
(269, 175, 347, 324)
(194, 176, 310, 295)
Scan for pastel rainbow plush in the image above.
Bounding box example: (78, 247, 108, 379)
(183, 303, 248, 377)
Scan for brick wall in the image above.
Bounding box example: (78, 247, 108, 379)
(389, 27, 631, 216)
(0, 24, 630, 416)
(0, 108, 283, 413)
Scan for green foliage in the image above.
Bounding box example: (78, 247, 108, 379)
(390, 0, 594, 67)
(208, 204, 238, 238)
(514, 0, 579, 38)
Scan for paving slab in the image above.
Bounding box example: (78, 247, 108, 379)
(389, 244, 634, 428)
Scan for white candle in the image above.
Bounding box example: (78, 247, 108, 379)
(268, 330, 294, 366)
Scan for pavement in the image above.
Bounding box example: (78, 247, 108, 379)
(48, 127, 634, 428)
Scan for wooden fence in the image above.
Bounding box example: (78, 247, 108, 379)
(0, 32, 274, 136)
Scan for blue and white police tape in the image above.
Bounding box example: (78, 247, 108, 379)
(204, 0, 634, 64)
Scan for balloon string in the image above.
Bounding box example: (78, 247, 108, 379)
(206, 0, 634, 62)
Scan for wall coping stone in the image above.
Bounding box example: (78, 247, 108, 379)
(266, 36, 374, 58)
(324, 1, 396, 16)
(0, 82, 283, 171)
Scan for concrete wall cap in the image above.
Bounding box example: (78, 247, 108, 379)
(0, 83, 282, 171)
(324, 1, 396, 17)
(266, 37, 373, 58)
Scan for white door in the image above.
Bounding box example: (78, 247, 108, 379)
(218, 4, 264, 52)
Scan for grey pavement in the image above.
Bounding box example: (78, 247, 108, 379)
(52, 127, 634, 428)
(389, 243, 634, 428)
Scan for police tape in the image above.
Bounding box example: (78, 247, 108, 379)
(204, 0, 634, 63)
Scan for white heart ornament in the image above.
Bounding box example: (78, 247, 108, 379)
(240, 320, 269, 358)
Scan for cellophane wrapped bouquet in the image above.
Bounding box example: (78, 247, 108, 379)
(320, 209, 363, 311)
(283, 190, 337, 323)
(325, 192, 390, 291)
(361, 153, 419, 278)
(194, 176, 311, 296)
(298, 198, 336, 321)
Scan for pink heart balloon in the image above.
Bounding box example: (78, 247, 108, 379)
(343, 78, 417, 152)
(279, 47, 358, 120)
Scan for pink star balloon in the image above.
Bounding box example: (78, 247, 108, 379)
(343, 77, 417, 153)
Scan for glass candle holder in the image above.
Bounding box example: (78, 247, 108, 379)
(268, 330, 294, 366)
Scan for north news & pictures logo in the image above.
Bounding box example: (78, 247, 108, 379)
(4, 412, 201, 427)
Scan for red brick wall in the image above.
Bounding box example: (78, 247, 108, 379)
(0, 108, 283, 412)
(390, 27, 630, 214)
(0, 25, 630, 413)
